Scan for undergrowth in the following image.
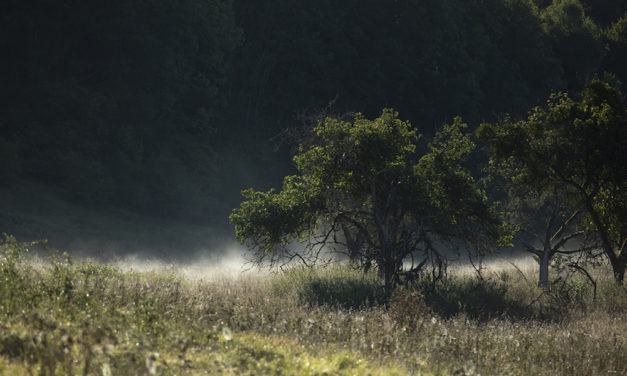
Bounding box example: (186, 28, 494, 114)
(1, 235, 625, 375)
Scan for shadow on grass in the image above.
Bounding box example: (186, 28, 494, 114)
(275, 265, 539, 319)
(274, 266, 536, 319)
(298, 278, 387, 309)
(413, 277, 536, 321)
(267, 264, 615, 321)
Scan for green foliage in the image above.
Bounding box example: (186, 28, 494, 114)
(230, 176, 325, 256)
(540, 0, 604, 89)
(478, 80, 627, 282)
(294, 110, 419, 190)
(603, 14, 627, 92)
(416, 118, 502, 252)
(581, 0, 627, 27)
(232, 110, 499, 288)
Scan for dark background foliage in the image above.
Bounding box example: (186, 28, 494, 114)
(1, 0, 625, 249)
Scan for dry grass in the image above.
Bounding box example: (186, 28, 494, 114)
(1, 236, 625, 375)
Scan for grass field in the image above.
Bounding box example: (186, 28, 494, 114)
(1, 235, 626, 375)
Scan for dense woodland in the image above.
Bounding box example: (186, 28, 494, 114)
(1, 0, 626, 231)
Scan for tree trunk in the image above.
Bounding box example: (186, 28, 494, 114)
(380, 259, 394, 292)
(613, 258, 625, 285)
(538, 250, 551, 289)
(585, 200, 624, 284)
(378, 253, 400, 292)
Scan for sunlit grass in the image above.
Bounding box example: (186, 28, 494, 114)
(1, 236, 626, 375)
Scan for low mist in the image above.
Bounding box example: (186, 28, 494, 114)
(106, 245, 264, 281)
(85, 244, 537, 282)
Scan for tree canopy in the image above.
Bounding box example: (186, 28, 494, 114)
(478, 80, 627, 283)
(231, 110, 501, 288)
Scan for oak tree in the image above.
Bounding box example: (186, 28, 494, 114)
(231, 110, 501, 289)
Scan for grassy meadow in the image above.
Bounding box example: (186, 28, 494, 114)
(1, 236, 626, 375)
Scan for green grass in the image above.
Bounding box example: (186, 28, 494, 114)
(1, 235, 626, 375)
(270, 264, 386, 309)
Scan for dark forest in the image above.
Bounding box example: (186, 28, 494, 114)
(1, 0, 625, 248)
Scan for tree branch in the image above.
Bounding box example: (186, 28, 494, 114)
(518, 226, 543, 245)
(550, 208, 582, 243)
(551, 231, 584, 254)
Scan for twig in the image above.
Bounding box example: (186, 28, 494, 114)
(505, 259, 531, 285)
(567, 263, 597, 302)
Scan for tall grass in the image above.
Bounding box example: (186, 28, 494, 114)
(1, 236, 625, 375)
(270, 264, 385, 308)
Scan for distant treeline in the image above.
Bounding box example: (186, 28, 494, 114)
(1, 0, 625, 226)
